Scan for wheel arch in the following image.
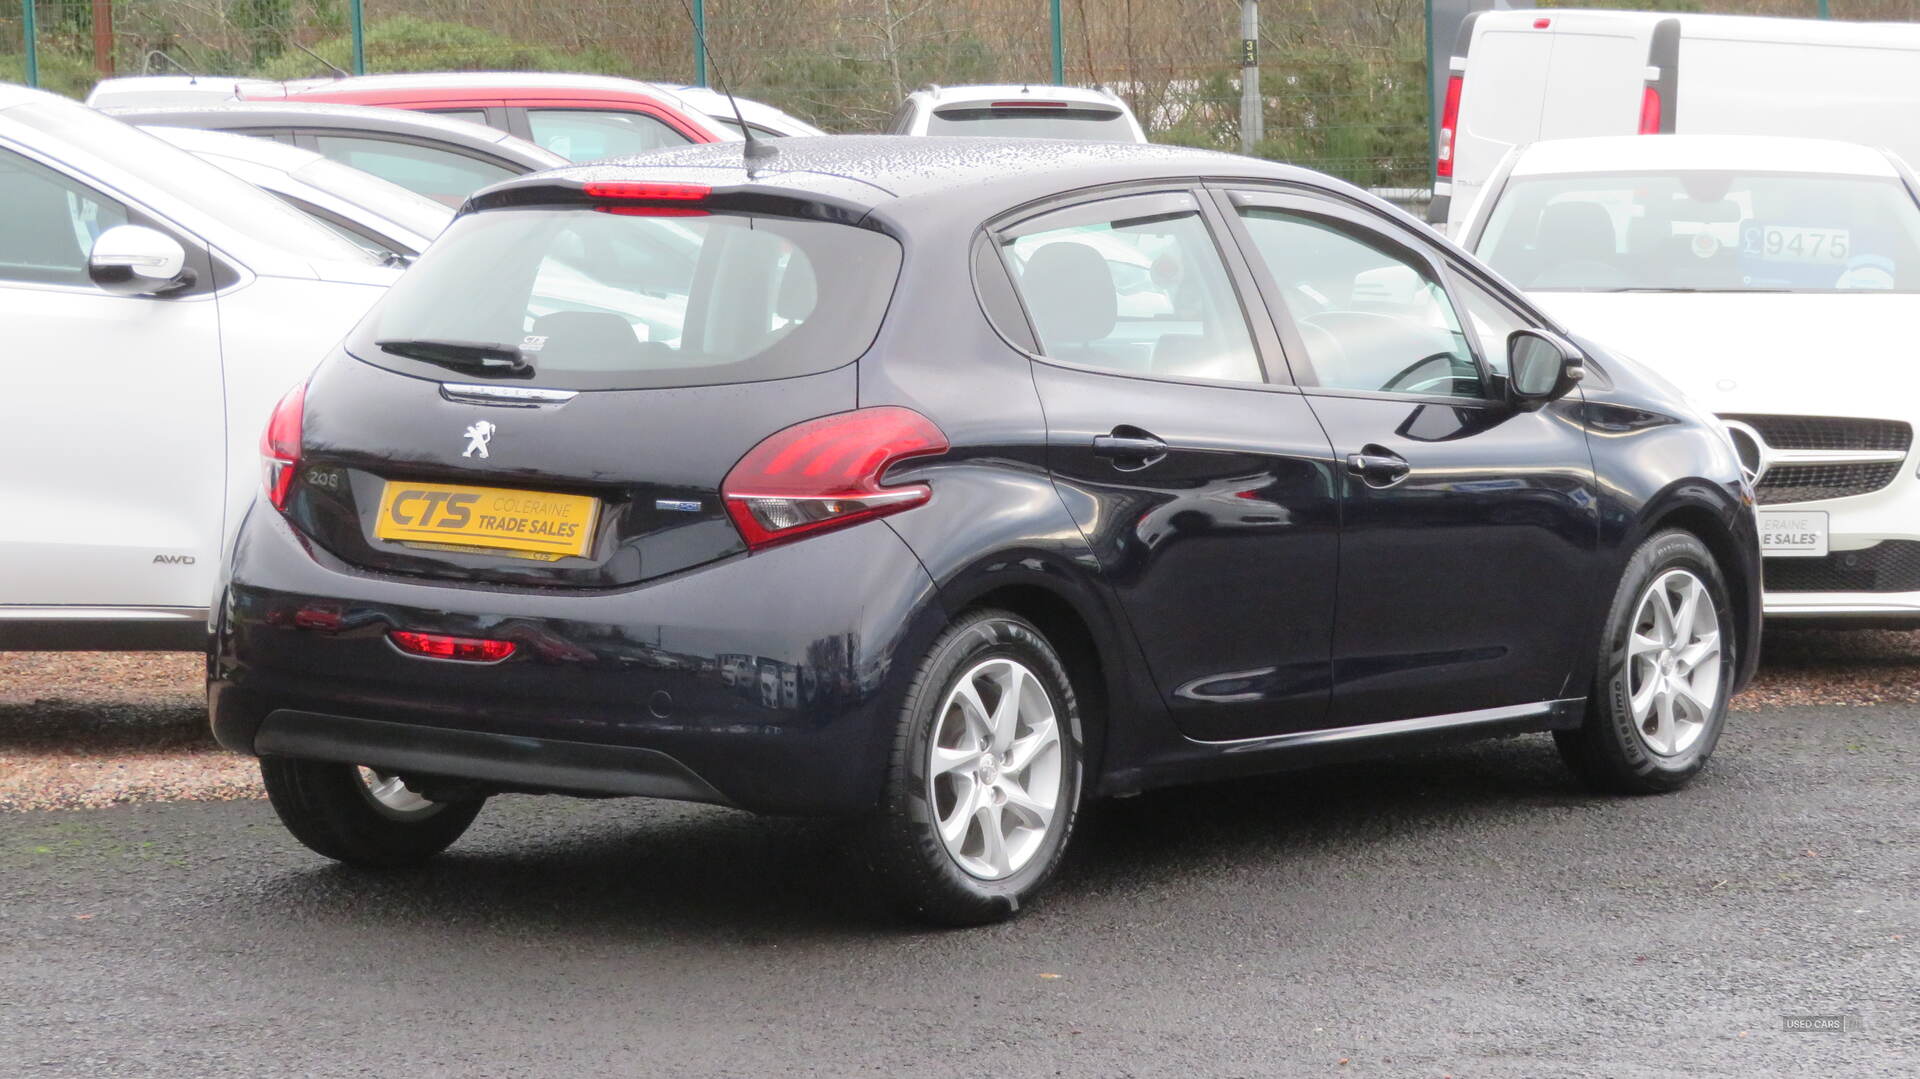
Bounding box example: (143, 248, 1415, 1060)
(1632, 483, 1762, 693)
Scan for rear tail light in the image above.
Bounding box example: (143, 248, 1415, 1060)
(721, 406, 949, 551)
(1638, 86, 1664, 134)
(389, 631, 517, 663)
(260, 381, 306, 512)
(1436, 73, 1464, 179)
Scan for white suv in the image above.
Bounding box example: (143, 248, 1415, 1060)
(887, 84, 1145, 142)
(1463, 134, 1920, 624)
(0, 85, 397, 650)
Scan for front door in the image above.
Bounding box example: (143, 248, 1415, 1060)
(1222, 187, 1600, 725)
(0, 144, 224, 612)
(996, 189, 1341, 742)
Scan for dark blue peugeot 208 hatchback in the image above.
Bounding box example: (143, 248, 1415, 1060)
(211, 137, 1761, 925)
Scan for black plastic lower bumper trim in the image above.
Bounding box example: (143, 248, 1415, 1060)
(254, 710, 735, 806)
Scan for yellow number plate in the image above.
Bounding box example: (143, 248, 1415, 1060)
(374, 481, 598, 560)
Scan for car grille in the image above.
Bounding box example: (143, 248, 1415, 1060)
(1717, 414, 1911, 505)
(1719, 414, 1911, 452)
(1766, 540, 1920, 594)
(1756, 462, 1904, 503)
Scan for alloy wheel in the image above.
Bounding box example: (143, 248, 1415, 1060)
(1625, 568, 1722, 757)
(927, 658, 1064, 880)
(355, 766, 440, 819)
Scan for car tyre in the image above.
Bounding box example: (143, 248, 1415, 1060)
(259, 757, 485, 868)
(867, 610, 1085, 926)
(1557, 529, 1735, 794)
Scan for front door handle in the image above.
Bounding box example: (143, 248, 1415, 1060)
(1092, 428, 1169, 470)
(1346, 446, 1410, 488)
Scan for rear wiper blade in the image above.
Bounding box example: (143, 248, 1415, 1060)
(375, 339, 532, 376)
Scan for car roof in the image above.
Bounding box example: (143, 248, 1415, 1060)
(1512, 135, 1901, 178)
(488, 134, 1329, 218)
(98, 101, 567, 167)
(913, 84, 1126, 108)
(647, 85, 827, 136)
(280, 71, 697, 97)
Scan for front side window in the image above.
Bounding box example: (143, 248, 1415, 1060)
(1478, 171, 1920, 292)
(310, 135, 516, 206)
(1002, 194, 1263, 384)
(1450, 272, 1534, 375)
(348, 207, 902, 391)
(0, 149, 129, 286)
(526, 110, 688, 162)
(1238, 207, 1481, 398)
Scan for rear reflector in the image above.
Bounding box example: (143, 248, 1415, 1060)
(1436, 74, 1464, 179)
(389, 631, 517, 663)
(581, 181, 711, 201)
(721, 407, 949, 551)
(1638, 86, 1663, 134)
(260, 381, 306, 512)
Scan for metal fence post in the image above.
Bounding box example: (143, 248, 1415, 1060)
(1050, 0, 1064, 84)
(21, 0, 37, 87)
(1239, 0, 1261, 154)
(350, 0, 366, 74)
(693, 0, 707, 87)
(1817, 0, 1829, 16)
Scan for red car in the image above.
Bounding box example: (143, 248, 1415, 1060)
(245, 72, 738, 162)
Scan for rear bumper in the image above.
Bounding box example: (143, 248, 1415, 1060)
(256, 709, 734, 804)
(212, 506, 946, 815)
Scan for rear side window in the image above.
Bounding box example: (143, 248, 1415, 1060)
(526, 110, 689, 161)
(999, 192, 1263, 384)
(347, 208, 902, 390)
(927, 106, 1132, 142)
(310, 135, 516, 206)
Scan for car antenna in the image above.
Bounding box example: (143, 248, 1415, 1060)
(675, 0, 777, 167)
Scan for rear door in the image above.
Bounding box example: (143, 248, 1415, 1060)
(1450, 19, 1554, 230)
(0, 144, 224, 611)
(1221, 186, 1599, 726)
(995, 189, 1341, 742)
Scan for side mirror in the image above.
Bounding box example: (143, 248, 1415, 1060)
(88, 225, 195, 296)
(1506, 329, 1584, 410)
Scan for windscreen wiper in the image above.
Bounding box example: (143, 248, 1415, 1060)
(375, 339, 533, 376)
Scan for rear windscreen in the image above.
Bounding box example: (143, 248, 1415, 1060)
(926, 107, 1133, 141)
(346, 207, 903, 390)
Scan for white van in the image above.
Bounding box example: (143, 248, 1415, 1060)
(1435, 10, 1920, 232)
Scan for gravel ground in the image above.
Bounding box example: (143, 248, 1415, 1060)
(3, 627, 1917, 811)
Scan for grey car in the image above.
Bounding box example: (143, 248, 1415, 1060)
(101, 102, 566, 206)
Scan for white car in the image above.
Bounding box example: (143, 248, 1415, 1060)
(643, 84, 826, 138)
(0, 85, 398, 650)
(1434, 9, 1920, 232)
(142, 125, 452, 262)
(1461, 134, 1920, 623)
(887, 84, 1145, 142)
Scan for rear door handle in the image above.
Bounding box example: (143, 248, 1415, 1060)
(1092, 429, 1169, 470)
(1345, 446, 1410, 488)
